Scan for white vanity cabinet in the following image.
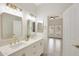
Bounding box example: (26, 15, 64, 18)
(25, 39, 43, 56)
(0, 39, 44, 56)
(25, 40, 44, 56)
(9, 48, 26, 56)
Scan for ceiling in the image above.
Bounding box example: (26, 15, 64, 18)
(36, 3, 73, 16)
(16, 3, 37, 13)
(16, 3, 73, 16)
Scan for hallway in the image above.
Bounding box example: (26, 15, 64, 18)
(48, 38, 62, 56)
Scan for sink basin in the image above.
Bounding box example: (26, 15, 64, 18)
(10, 42, 26, 49)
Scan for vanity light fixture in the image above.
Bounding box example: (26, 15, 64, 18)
(6, 3, 22, 11)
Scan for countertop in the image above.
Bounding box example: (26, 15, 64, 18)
(0, 37, 43, 56)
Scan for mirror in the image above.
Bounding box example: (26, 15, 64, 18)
(27, 20, 31, 38)
(37, 23, 43, 33)
(27, 20, 36, 38)
(32, 22, 35, 32)
(1, 13, 22, 39)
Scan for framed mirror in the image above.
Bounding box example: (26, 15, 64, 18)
(1, 13, 22, 39)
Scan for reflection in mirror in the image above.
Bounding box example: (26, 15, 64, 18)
(1, 13, 22, 39)
(13, 16, 22, 38)
(27, 20, 31, 39)
(37, 23, 43, 33)
(27, 20, 36, 39)
(32, 22, 35, 32)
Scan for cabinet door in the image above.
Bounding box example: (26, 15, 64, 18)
(24, 46, 33, 56)
(37, 40, 44, 55)
(24, 44, 36, 56)
(9, 49, 25, 56)
(25, 40, 44, 56)
(32, 40, 44, 56)
(31, 42, 40, 56)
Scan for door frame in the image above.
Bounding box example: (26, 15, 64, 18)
(47, 16, 63, 56)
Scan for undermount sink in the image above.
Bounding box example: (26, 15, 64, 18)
(10, 41, 26, 49)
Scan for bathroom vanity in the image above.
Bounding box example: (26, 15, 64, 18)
(0, 38, 44, 56)
(0, 4, 44, 56)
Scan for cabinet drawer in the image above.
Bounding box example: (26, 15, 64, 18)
(24, 46, 33, 56)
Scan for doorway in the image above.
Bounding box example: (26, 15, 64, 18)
(47, 16, 63, 56)
(48, 38, 62, 56)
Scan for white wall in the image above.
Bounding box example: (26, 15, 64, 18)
(63, 4, 79, 56)
(36, 13, 49, 55)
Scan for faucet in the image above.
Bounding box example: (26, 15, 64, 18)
(23, 34, 30, 41)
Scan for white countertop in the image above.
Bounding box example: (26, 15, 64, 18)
(0, 38, 43, 56)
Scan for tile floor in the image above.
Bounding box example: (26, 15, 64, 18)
(48, 38, 62, 56)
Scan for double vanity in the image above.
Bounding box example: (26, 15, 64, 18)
(0, 38, 44, 56)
